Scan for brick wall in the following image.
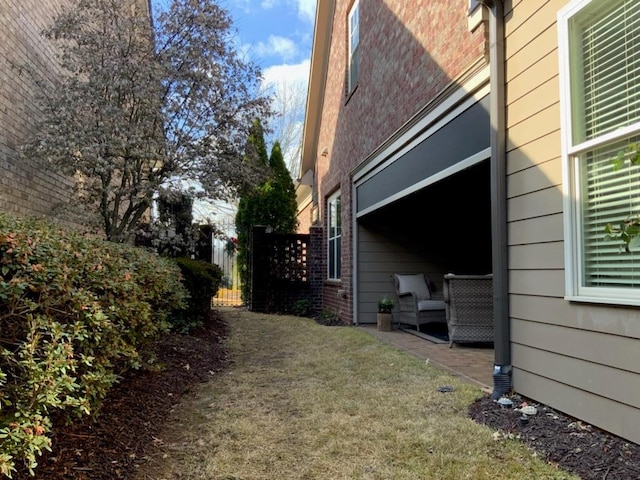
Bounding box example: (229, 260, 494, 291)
(308, 225, 323, 314)
(0, 0, 150, 227)
(0, 0, 75, 221)
(310, 0, 487, 324)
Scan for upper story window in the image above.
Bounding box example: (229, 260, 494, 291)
(558, 0, 640, 305)
(327, 191, 342, 280)
(348, 0, 360, 93)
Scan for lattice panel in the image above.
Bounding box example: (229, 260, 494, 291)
(268, 237, 309, 282)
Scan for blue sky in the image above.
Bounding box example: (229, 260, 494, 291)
(152, 0, 317, 87)
(229, 0, 317, 160)
(150, 0, 318, 223)
(228, 0, 316, 73)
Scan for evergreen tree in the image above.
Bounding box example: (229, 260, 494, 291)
(267, 141, 298, 234)
(235, 121, 299, 304)
(235, 119, 270, 303)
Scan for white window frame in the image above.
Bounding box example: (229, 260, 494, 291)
(327, 190, 341, 280)
(559, 0, 640, 305)
(348, 0, 360, 93)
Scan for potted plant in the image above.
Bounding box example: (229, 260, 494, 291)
(376, 296, 395, 331)
(377, 296, 395, 313)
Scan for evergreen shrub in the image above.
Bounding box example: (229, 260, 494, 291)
(172, 257, 223, 332)
(0, 213, 187, 477)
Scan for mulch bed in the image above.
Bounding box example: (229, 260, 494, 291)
(12, 309, 640, 480)
(468, 394, 640, 480)
(12, 310, 230, 480)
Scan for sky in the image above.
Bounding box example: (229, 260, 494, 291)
(215, 0, 318, 224)
(228, 0, 317, 174)
(228, 0, 316, 83)
(152, 0, 318, 225)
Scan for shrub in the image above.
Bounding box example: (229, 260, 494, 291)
(290, 298, 312, 317)
(0, 213, 187, 477)
(172, 258, 223, 333)
(316, 309, 343, 326)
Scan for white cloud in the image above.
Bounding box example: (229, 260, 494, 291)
(296, 0, 316, 23)
(262, 59, 310, 89)
(253, 35, 299, 61)
(257, 0, 316, 23)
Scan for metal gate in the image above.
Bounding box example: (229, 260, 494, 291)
(211, 223, 243, 307)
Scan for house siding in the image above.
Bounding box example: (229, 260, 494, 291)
(505, 0, 640, 444)
(312, 0, 485, 323)
(357, 225, 445, 325)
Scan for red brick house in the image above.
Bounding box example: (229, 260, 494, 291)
(299, 0, 640, 445)
(299, 0, 492, 331)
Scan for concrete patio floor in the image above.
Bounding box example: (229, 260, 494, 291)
(360, 325, 495, 393)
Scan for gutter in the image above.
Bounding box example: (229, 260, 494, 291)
(299, 1, 335, 187)
(474, 0, 511, 399)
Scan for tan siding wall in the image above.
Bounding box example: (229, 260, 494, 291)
(508, 157, 562, 196)
(506, 131, 560, 175)
(508, 187, 563, 222)
(357, 225, 445, 325)
(509, 242, 563, 270)
(511, 295, 640, 338)
(515, 369, 640, 446)
(505, 0, 640, 444)
(506, 104, 560, 152)
(512, 320, 640, 377)
(508, 214, 564, 244)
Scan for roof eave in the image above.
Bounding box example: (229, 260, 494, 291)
(299, 0, 335, 182)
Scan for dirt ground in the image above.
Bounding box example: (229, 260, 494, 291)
(12, 310, 640, 480)
(468, 394, 640, 480)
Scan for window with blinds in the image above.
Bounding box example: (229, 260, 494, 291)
(570, 0, 640, 144)
(348, 0, 359, 93)
(581, 136, 640, 288)
(560, 0, 640, 300)
(328, 191, 341, 280)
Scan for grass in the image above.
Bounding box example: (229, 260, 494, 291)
(134, 308, 578, 480)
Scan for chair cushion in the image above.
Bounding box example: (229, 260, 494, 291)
(418, 299, 446, 311)
(396, 274, 431, 300)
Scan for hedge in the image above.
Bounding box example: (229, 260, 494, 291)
(0, 213, 188, 477)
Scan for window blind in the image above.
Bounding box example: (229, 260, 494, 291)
(572, 0, 640, 290)
(574, 0, 640, 142)
(582, 136, 640, 287)
(348, 1, 359, 91)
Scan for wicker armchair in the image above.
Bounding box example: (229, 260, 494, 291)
(443, 273, 494, 347)
(392, 273, 446, 331)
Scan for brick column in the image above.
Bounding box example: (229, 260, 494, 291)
(308, 225, 324, 315)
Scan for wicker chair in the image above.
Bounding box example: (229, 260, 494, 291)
(443, 273, 494, 347)
(392, 273, 446, 331)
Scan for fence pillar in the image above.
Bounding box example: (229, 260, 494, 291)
(309, 225, 324, 315)
(250, 226, 268, 311)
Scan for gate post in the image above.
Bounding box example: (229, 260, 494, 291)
(250, 225, 268, 311)
(309, 225, 324, 315)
